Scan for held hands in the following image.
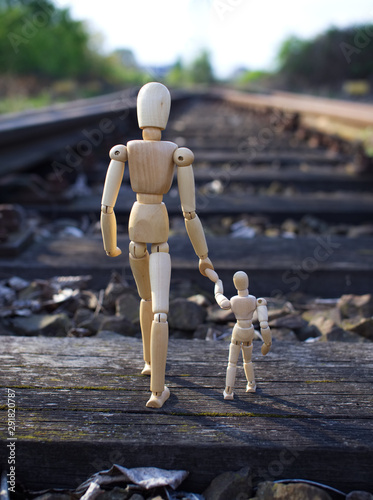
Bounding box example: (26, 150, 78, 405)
(199, 257, 219, 282)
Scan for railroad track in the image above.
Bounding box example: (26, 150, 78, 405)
(1, 88, 373, 496)
(0, 87, 372, 297)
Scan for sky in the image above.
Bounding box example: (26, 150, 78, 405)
(56, 0, 373, 78)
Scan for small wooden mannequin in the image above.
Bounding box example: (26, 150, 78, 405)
(101, 82, 218, 408)
(214, 271, 272, 400)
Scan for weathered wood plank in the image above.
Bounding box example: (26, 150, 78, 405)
(182, 150, 349, 165)
(215, 88, 373, 126)
(1, 235, 372, 296)
(190, 166, 373, 192)
(5, 388, 372, 420)
(24, 189, 373, 222)
(0, 337, 372, 493)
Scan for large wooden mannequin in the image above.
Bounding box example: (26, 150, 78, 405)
(214, 271, 272, 400)
(101, 82, 218, 408)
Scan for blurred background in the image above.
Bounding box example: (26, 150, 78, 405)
(0, 0, 373, 113)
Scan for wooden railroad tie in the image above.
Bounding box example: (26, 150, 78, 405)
(0, 336, 372, 493)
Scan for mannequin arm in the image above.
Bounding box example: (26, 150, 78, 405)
(175, 147, 218, 282)
(257, 298, 272, 355)
(101, 145, 127, 257)
(214, 279, 231, 310)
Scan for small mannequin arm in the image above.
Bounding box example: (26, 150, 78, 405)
(101, 145, 127, 257)
(257, 298, 272, 355)
(175, 147, 218, 282)
(214, 279, 231, 310)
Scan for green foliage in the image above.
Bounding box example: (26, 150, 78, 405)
(166, 58, 185, 87)
(165, 50, 215, 87)
(105, 52, 150, 86)
(0, 0, 147, 86)
(0, 0, 53, 9)
(0, 0, 94, 78)
(189, 50, 214, 84)
(0, 90, 53, 113)
(277, 25, 373, 89)
(237, 70, 272, 84)
(277, 35, 311, 69)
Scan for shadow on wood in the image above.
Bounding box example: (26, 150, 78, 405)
(0, 337, 372, 493)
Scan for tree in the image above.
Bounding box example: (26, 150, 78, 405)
(113, 48, 138, 69)
(0, 0, 144, 84)
(166, 51, 215, 87)
(0, 0, 100, 78)
(165, 58, 185, 87)
(189, 50, 214, 84)
(276, 26, 373, 90)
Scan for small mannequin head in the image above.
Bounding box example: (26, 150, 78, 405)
(233, 271, 249, 293)
(137, 82, 171, 131)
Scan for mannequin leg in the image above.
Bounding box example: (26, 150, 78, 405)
(129, 241, 152, 374)
(146, 242, 171, 408)
(242, 342, 256, 392)
(224, 340, 241, 400)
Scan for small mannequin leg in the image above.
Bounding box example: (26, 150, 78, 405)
(146, 243, 171, 408)
(224, 340, 241, 400)
(242, 342, 256, 392)
(129, 242, 152, 375)
(139, 299, 152, 374)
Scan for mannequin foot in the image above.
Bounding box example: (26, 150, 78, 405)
(141, 362, 151, 375)
(223, 389, 234, 400)
(246, 381, 256, 393)
(146, 386, 170, 408)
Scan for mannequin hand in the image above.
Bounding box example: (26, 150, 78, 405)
(199, 257, 213, 273)
(199, 257, 216, 280)
(106, 247, 122, 257)
(261, 343, 271, 356)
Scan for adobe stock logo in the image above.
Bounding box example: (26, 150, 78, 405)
(212, 0, 244, 20)
(7, 1, 54, 54)
(340, 23, 373, 63)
